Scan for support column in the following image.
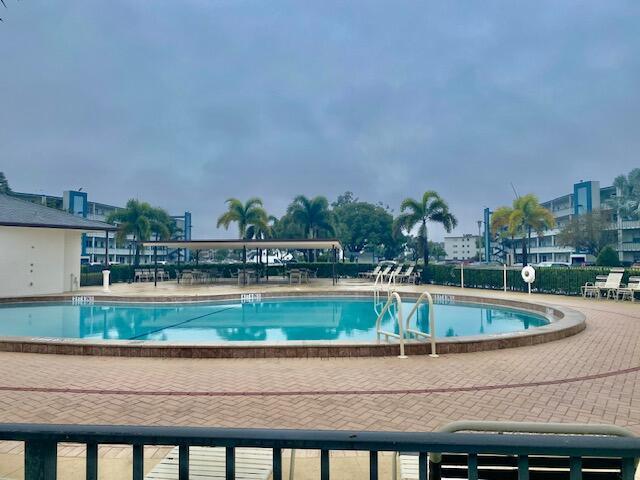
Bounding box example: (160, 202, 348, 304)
(154, 246, 158, 287)
(25, 440, 57, 480)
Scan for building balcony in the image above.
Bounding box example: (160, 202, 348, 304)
(620, 242, 640, 252)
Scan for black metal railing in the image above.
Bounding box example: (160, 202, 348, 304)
(0, 423, 639, 480)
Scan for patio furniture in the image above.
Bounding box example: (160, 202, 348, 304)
(180, 270, 194, 285)
(582, 275, 609, 298)
(359, 265, 382, 279)
(134, 269, 145, 282)
(145, 445, 272, 480)
(600, 271, 625, 300)
(288, 268, 308, 284)
(237, 269, 257, 285)
(156, 269, 170, 281)
(397, 265, 415, 283)
(617, 276, 640, 302)
(373, 266, 393, 283)
(384, 265, 404, 283)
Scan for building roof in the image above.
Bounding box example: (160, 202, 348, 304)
(143, 238, 342, 250)
(0, 194, 116, 231)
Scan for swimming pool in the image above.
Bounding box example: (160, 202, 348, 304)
(0, 296, 549, 343)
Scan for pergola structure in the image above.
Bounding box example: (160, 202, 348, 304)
(142, 239, 343, 286)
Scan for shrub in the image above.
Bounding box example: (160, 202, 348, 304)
(596, 246, 620, 267)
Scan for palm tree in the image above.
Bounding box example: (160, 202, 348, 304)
(491, 194, 555, 266)
(394, 191, 457, 266)
(287, 195, 335, 261)
(216, 198, 269, 239)
(107, 200, 173, 266)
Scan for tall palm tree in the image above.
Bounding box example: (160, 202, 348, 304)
(216, 198, 268, 239)
(394, 191, 457, 266)
(107, 200, 172, 266)
(491, 194, 555, 266)
(287, 195, 335, 261)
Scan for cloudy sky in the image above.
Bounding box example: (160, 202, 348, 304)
(1, 1, 639, 239)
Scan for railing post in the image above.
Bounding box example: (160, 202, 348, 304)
(321, 449, 330, 480)
(419, 451, 428, 480)
(369, 451, 378, 480)
(273, 447, 282, 480)
(178, 445, 189, 480)
(517, 455, 529, 480)
(569, 456, 582, 480)
(132, 444, 144, 480)
(86, 442, 98, 480)
(226, 446, 235, 480)
(25, 440, 57, 480)
(467, 453, 478, 480)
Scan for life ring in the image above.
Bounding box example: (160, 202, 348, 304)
(521, 265, 536, 283)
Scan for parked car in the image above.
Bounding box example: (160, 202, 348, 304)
(536, 261, 570, 268)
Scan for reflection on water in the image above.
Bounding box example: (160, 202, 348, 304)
(0, 298, 549, 342)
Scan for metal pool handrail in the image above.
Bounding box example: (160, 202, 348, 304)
(2, 422, 639, 480)
(404, 289, 438, 358)
(375, 291, 407, 358)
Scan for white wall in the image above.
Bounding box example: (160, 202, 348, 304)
(0, 226, 82, 297)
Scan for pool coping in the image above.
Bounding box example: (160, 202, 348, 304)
(0, 290, 586, 358)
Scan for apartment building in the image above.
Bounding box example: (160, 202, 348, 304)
(444, 234, 481, 261)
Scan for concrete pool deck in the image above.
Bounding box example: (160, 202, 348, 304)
(0, 280, 639, 478)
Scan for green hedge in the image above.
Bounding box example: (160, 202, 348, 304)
(80, 262, 376, 286)
(422, 264, 640, 296)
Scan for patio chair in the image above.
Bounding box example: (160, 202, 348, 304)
(134, 269, 144, 282)
(617, 276, 640, 302)
(582, 275, 608, 299)
(600, 271, 625, 300)
(289, 268, 303, 284)
(180, 270, 194, 285)
(384, 265, 404, 284)
(145, 445, 272, 480)
(396, 265, 415, 283)
(374, 266, 393, 283)
(359, 265, 382, 279)
(156, 269, 169, 281)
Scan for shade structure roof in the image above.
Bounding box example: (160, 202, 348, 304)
(142, 238, 342, 250)
(0, 193, 116, 231)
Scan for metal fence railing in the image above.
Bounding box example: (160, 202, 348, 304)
(1, 423, 639, 480)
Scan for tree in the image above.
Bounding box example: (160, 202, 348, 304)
(287, 195, 335, 261)
(596, 246, 620, 267)
(106, 199, 173, 266)
(556, 211, 616, 256)
(610, 168, 640, 220)
(491, 194, 555, 266)
(216, 198, 268, 239)
(393, 191, 457, 265)
(333, 200, 398, 259)
(0, 172, 11, 194)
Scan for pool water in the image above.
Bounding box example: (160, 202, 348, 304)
(0, 297, 548, 343)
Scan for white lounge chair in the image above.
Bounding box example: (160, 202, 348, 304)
(384, 265, 404, 284)
(359, 265, 382, 279)
(582, 275, 608, 298)
(617, 276, 640, 302)
(145, 446, 272, 480)
(374, 266, 393, 283)
(396, 265, 415, 283)
(600, 271, 624, 300)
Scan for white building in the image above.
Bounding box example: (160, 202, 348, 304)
(444, 234, 480, 261)
(490, 180, 640, 265)
(12, 190, 191, 265)
(0, 194, 115, 297)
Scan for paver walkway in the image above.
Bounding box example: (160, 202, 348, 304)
(0, 282, 639, 466)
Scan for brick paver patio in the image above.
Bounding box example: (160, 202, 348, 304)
(0, 281, 638, 473)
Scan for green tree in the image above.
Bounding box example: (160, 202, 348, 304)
(491, 194, 555, 266)
(393, 191, 457, 265)
(0, 172, 11, 194)
(106, 199, 172, 266)
(216, 198, 268, 239)
(596, 246, 620, 267)
(556, 211, 616, 256)
(287, 195, 335, 261)
(334, 200, 398, 259)
(610, 168, 640, 220)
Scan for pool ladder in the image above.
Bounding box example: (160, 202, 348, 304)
(375, 290, 438, 358)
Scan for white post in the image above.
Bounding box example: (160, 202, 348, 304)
(503, 264, 507, 292)
(460, 263, 464, 289)
(102, 270, 111, 293)
(528, 282, 531, 295)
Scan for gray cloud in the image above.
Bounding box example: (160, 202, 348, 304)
(2, 0, 639, 239)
